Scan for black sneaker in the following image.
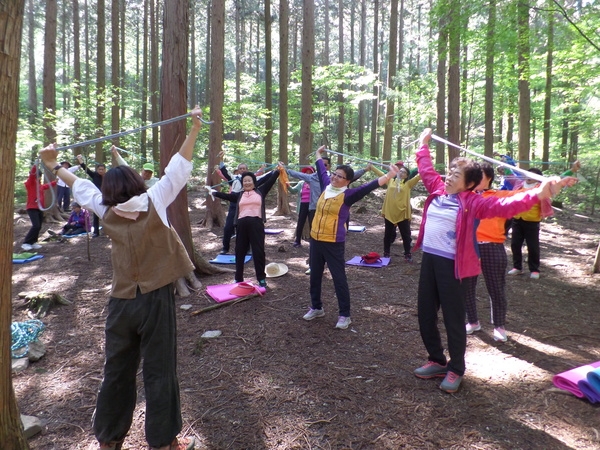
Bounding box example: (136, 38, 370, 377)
(258, 279, 267, 288)
(219, 249, 228, 255)
(404, 254, 413, 263)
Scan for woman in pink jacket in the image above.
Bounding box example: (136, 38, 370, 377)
(412, 129, 576, 394)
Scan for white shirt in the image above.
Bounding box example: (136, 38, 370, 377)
(57, 166, 80, 187)
(72, 153, 192, 227)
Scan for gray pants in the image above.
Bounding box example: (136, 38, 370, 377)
(93, 284, 182, 448)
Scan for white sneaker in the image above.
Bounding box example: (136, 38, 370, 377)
(530, 272, 540, 279)
(31, 243, 42, 249)
(21, 243, 33, 251)
(494, 327, 508, 342)
(303, 308, 324, 321)
(305, 268, 311, 275)
(466, 322, 481, 335)
(335, 316, 352, 329)
(507, 268, 523, 275)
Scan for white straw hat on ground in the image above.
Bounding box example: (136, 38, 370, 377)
(265, 262, 288, 278)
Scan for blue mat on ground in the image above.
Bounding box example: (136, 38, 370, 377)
(13, 254, 45, 264)
(209, 254, 252, 264)
(265, 228, 284, 234)
(348, 225, 366, 233)
(346, 255, 391, 268)
(62, 232, 89, 238)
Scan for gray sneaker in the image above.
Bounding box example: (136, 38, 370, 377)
(414, 361, 448, 379)
(440, 371, 463, 393)
(303, 308, 324, 321)
(335, 316, 352, 329)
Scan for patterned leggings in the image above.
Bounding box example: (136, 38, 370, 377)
(465, 243, 508, 327)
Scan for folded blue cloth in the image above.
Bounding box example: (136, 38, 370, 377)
(586, 367, 600, 396)
(577, 379, 600, 403)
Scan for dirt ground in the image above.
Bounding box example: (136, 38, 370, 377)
(11, 184, 600, 450)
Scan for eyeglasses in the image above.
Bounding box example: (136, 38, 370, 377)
(331, 173, 347, 180)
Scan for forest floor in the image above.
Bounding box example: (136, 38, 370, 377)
(11, 184, 600, 450)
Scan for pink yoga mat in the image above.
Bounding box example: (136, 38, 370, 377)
(552, 361, 600, 398)
(346, 256, 391, 268)
(205, 283, 267, 303)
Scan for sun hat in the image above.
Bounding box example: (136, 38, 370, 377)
(60, 160, 72, 168)
(142, 163, 154, 172)
(229, 282, 263, 297)
(265, 262, 288, 278)
(301, 167, 315, 174)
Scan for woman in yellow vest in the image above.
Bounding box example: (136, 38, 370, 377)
(371, 163, 421, 261)
(303, 146, 399, 330)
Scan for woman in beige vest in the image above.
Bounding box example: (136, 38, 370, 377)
(39, 108, 203, 450)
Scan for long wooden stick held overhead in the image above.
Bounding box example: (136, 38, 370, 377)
(54, 112, 214, 152)
(430, 134, 548, 183)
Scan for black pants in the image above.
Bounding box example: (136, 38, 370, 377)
(417, 252, 467, 376)
(92, 213, 100, 235)
(510, 218, 540, 272)
(294, 202, 310, 244)
(222, 202, 237, 252)
(93, 285, 182, 448)
(57, 185, 71, 211)
(235, 216, 266, 282)
(24, 209, 44, 245)
(62, 224, 87, 235)
(383, 218, 412, 256)
(309, 239, 351, 317)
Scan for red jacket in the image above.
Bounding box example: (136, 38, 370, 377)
(25, 166, 56, 210)
(413, 145, 542, 280)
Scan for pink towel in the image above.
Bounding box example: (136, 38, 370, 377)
(552, 361, 600, 398)
(206, 283, 267, 303)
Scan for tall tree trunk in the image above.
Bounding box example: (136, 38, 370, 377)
(60, 0, 68, 110)
(235, 0, 243, 141)
(111, 0, 120, 148)
(275, 0, 291, 216)
(95, 0, 106, 162)
(0, 2, 30, 448)
(203, 0, 226, 231)
(119, 0, 125, 120)
(382, 0, 398, 163)
(27, 0, 38, 125)
(396, 0, 406, 160)
(435, 10, 448, 165)
(204, 1, 210, 106)
(447, 0, 460, 162)
(72, 0, 81, 144)
(84, 0, 90, 103)
(299, 0, 314, 164)
(141, 0, 149, 160)
(542, 1, 554, 171)
(161, 0, 219, 290)
(357, 0, 366, 155)
(370, 0, 380, 159)
(517, 0, 531, 169)
(43, 0, 58, 144)
(189, 2, 196, 108)
(150, 0, 159, 161)
(265, 0, 273, 164)
(484, 0, 496, 157)
(337, 0, 345, 159)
